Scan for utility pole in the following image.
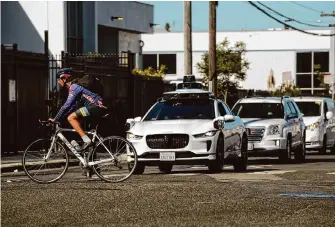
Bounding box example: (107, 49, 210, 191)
(321, 12, 335, 100)
(184, 1, 192, 75)
(209, 1, 218, 96)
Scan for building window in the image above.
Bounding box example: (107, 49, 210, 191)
(67, 1, 83, 54)
(295, 51, 329, 94)
(143, 54, 157, 70)
(159, 54, 176, 74)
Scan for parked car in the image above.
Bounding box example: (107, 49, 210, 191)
(231, 96, 306, 162)
(125, 76, 248, 174)
(292, 96, 335, 154)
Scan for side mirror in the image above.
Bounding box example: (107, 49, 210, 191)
(326, 111, 333, 120)
(213, 116, 224, 129)
(223, 114, 235, 122)
(301, 113, 304, 117)
(134, 116, 142, 122)
(125, 118, 136, 131)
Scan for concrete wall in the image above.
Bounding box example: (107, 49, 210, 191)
(96, 1, 154, 34)
(119, 31, 141, 54)
(1, 1, 65, 55)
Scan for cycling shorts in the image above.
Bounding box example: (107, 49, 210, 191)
(75, 104, 107, 119)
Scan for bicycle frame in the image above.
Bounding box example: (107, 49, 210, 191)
(45, 125, 115, 167)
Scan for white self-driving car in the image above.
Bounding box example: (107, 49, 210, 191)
(125, 81, 248, 174)
(292, 96, 335, 154)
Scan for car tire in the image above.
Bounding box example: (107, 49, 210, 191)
(279, 137, 292, 163)
(208, 135, 224, 173)
(233, 135, 248, 172)
(294, 131, 306, 162)
(128, 162, 145, 175)
(319, 135, 327, 155)
(158, 163, 173, 174)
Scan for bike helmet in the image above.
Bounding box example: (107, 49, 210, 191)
(56, 68, 73, 82)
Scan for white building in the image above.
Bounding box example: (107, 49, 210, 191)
(1, 1, 154, 61)
(141, 29, 332, 95)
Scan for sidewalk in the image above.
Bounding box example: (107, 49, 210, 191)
(1, 152, 79, 173)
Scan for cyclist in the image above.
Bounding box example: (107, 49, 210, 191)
(49, 68, 108, 151)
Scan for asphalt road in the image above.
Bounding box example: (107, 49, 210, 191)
(2, 151, 335, 227)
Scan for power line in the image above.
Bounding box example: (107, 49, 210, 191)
(248, 1, 335, 37)
(289, 1, 322, 14)
(257, 1, 329, 28)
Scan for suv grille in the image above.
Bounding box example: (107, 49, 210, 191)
(146, 134, 189, 149)
(247, 127, 265, 142)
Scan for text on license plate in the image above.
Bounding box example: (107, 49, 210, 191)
(160, 152, 175, 161)
(248, 143, 254, 151)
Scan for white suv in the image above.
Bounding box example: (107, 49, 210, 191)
(125, 77, 248, 174)
(231, 96, 306, 162)
(292, 96, 335, 154)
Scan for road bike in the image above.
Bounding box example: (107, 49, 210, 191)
(22, 115, 138, 184)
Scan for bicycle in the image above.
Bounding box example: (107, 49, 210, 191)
(22, 115, 138, 184)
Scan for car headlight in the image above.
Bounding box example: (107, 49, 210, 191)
(127, 133, 143, 140)
(307, 122, 320, 131)
(193, 130, 217, 138)
(268, 125, 280, 135)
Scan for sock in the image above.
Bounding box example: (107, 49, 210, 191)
(81, 135, 91, 143)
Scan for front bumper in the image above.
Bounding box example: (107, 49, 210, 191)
(127, 133, 218, 165)
(247, 136, 287, 157)
(305, 129, 322, 149)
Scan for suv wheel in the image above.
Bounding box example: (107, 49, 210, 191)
(233, 136, 248, 172)
(158, 163, 173, 174)
(279, 137, 292, 163)
(294, 132, 306, 162)
(208, 135, 224, 173)
(128, 162, 145, 175)
(319, 135, 327, 155)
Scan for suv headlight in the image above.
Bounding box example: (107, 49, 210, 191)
(307, 122, 320, 131)
(268, 125, 280, 135)
(194, 130, 217, 138)
(127, 133, 143, 140)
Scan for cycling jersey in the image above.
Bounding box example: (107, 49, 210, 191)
(54, 84, 106, 121)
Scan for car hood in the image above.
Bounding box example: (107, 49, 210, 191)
(303, 116, 320, 126)
(242, 118, 286, 127)
(130, 119, 214, 135)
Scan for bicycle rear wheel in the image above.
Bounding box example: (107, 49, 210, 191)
(22, 138, 69, 184)
(91, 136, 138, 183)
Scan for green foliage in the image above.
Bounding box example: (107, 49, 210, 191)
(270, 81, 301, 97)
(196, 38, 250, 101)
(132, 65, 167, 78)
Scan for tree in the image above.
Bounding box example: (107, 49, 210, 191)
(132, 65, 167, 78)
(197, 38, 250, 102)
(270, 81, 301, 97)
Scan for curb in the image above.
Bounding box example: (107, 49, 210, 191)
(1, 160, 80, 173)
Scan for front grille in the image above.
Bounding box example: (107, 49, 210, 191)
(247, 127, 265, 142)
(146, 134, 189, 149)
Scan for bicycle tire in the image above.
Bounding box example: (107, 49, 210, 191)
(91, 136, 138, 183)
(22, 138, 69, 184)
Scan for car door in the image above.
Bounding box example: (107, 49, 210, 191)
(223, 102, 242, 151)
(325, 100, 335, 146)
(287, 102, 300, 146)
(217, 101, 233, 152)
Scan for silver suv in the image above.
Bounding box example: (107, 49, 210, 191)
(231, 96, 306, 162)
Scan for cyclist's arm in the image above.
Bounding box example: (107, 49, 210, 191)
(54, 84, 83, 121)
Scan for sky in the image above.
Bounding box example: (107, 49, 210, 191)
(142, 1, 335, 32)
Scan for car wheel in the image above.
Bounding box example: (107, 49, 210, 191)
(128, 162, 145, 175)
(158, 163, 173, 174)
(319, 135, 327, 155)
(233, 135, 248, 172)
(294, 132, 306, 162)
(208, 135, 224, 173)
(279, 137, 292, 163)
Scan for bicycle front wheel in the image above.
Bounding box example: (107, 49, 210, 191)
(91, 136, 138, 183)
(22, 138, 69, 184)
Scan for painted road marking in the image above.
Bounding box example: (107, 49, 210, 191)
(326, 172, 335, 175)
(280, 193, 335, 198)
(248, 170, 297, 175)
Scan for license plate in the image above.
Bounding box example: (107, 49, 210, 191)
(160, 152, 175, 161)
(248, 143, 254, 151)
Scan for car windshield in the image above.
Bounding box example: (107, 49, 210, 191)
(232, 102, 284, 118)
(143, 99, 215, 121)
(295, 101, 321, 117)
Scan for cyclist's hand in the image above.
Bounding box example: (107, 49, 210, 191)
(48, 118, 56, 123)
